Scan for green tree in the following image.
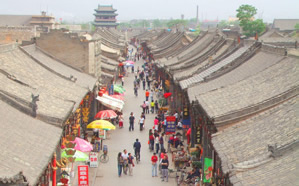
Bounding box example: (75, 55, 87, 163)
(295, 23, 299, 30)
(153, 19, 162, 28)
(167, 19, 187, 29)
(194, 24, 201, 36)
(236, 4, 265, 37)
(219, 20, 229, 28)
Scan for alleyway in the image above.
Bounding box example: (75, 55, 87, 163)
(93, 46, 176, 186)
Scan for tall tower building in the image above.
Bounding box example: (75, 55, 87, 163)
(93, 5, 119, 28)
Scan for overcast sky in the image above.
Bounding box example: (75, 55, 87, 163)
(1, 0, 299, 23)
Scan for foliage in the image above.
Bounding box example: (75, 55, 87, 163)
(194, 24, 201, 36)
(167, 19, 188, 29)
(236, 4, 265, 37)
(295, 23, 299, 30)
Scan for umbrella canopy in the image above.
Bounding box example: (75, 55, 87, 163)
(110, 95, 124, 101)
(124, 60, 135, 64)
(95, 110, 117, 119)
(87, 120, 116, 130)
(61, 149, 89, 162)
(114, 86, 125, 93)
(125, 63, 134, 67)
(72, 137, 93, 152)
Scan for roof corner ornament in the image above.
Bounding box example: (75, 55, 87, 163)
(31, 93, 39, 117)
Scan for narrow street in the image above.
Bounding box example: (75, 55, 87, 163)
(93, 46, 176, 186)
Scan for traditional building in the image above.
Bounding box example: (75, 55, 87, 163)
(93, 5, 119, 28)
(30, 11, 57, 32)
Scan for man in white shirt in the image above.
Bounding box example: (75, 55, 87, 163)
(122, 149, 129, 174)
(139, 117, 145, 131)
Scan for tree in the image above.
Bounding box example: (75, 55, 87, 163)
(167, 19, 187, 30)
(236, 4, 265, 37)
(194, 24, 201, 36)
(295, 23, 299, 30)
(153, 19, 162, 28)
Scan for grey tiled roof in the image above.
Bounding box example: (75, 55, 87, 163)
(173, 41, 231, 81)
(0, 15, 32, 26)
(187, 51, 285, 102)
(195, 56, 299, 120)
(180, 44, 251, 89)
(21, 44, 97, 90)
(273, 19, 299, 31)
(0, 99, 62, 185)
(0, 44, 90, 126)
(212, 97, 298, 185)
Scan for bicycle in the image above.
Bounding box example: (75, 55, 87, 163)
(99, 145, 109, 163)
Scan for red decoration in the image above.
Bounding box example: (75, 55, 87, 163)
(163, 92, 172, 98)
(98, 91, 103, 97)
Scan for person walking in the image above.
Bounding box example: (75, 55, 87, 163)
(145, 90, 149, 101)
(155, 135, 160, 154)
(150, 90, 154, 102)
(160, 132, 165, 152)
(133, 138, 141, 161)
(141, 101, 146, 113)
(139, 115, 145, 131)
(134, 85, 138, 97)
(145, 100, 150, 114)
(129, 112, 135, 131)
(142, 79, 146, 90)
(150, 100, 155, 114)
(161, 156, 169, 182)
(151, 153, 158, 177)
(128, 153, 135, 176)
(121, 77, 124, 86)
(122, 149, 129, 175)
(117, 152, 124, 177)
(154, 100, 159, 114)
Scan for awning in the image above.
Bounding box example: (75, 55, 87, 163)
(96, 94, 124, 112)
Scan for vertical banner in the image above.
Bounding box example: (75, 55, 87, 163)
(78, 165, 89, 186)
(195, 125, 201, 144)
(165, 116, 176, 134)
(203, 158, 213, 183)
(89, 152, 98, 168)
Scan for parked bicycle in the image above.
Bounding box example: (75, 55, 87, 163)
(99, 145, 109, 163)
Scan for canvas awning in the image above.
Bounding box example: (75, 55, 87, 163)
(96, 94, 124, 112)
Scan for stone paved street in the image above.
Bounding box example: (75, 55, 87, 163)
(92, 46, 176, 186)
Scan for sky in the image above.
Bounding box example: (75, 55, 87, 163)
(1, 0, 299, 23)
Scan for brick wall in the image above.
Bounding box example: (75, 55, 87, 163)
(0, 26, 35, 44)
(36, 30, 90, 73)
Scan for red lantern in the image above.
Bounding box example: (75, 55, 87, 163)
(98, 91, 103, 96)
(163, 92, 172, 98)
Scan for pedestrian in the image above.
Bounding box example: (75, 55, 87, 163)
(118, 114, 123, 128)
(150, 90, 154, 102)
(145, 100, 150, 114)
(139, 115, 145, 131)
(160, 132, 165, 152)
(174, 111, 178, 125)
(149, 133, 155, 151)
(150, 100, 155, 113)
(161, 156, 169, 182)
(128, 153, 135, 176)
(134, 85, 138, 97)
(141, 101, 146, 113)
(155, 135, 160, 154)
(129, 112, 135, 131)
(151, 153, 158, 177)
(121, 77, 124, 86)
(154, 117, 159, 131)
(122, 149, 129, 175)
(142, 79, 146, 90)
(147, 78, 151, 89)
(131, 66, 134, 73)
(133, 138, 141, 160)
(145, 90, 149, 101)
(117, 152, 124, 177)
(177, 119, 183, 130)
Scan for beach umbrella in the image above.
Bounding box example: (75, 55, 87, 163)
(61, 149, 89, 162)
(94, 110, 117, 119)
(87, 120, 116, 130)
(114, 86, 125, 93)
(72, 137, 93, 152)
(124, 60, 135, 64)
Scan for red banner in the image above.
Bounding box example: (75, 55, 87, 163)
(78, 165, 89, 186)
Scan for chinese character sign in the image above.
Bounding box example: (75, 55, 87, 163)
(89, 152, 98, 168)
(165, 116, 176, 134)
(195, 126, 201, 144)
(78, 165, 89, 186)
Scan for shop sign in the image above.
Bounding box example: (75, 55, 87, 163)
(89, 152, 98, 168)
(78, 165, 89, 186)
(183, 107, 189, 119)
(182, 118, 191, 129)
(99, 129, 106, 139)
(203, 158, 213, 183)
(165, 116, 176, 134)
(195, 125, 201, 144)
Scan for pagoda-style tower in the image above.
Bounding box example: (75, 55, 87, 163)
(93, 5, 119, 28)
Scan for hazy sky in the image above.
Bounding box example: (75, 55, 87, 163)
(1, 0, 299, 23)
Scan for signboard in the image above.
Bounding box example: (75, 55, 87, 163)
(195, 125, 202, 144)
(98, 129, 106, 139)
(203, 158, 213, 183)
(78, 165, 89, 186)
(165, 116, 176, 134)
(183, 107, 189, 119)
(182, 118, 191, 129)
(89, 152, 98, 168)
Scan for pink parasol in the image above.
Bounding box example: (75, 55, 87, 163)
(72, 137, 93, 152)
(94, 110, 118, 119)
(125, 60, 135, 64)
